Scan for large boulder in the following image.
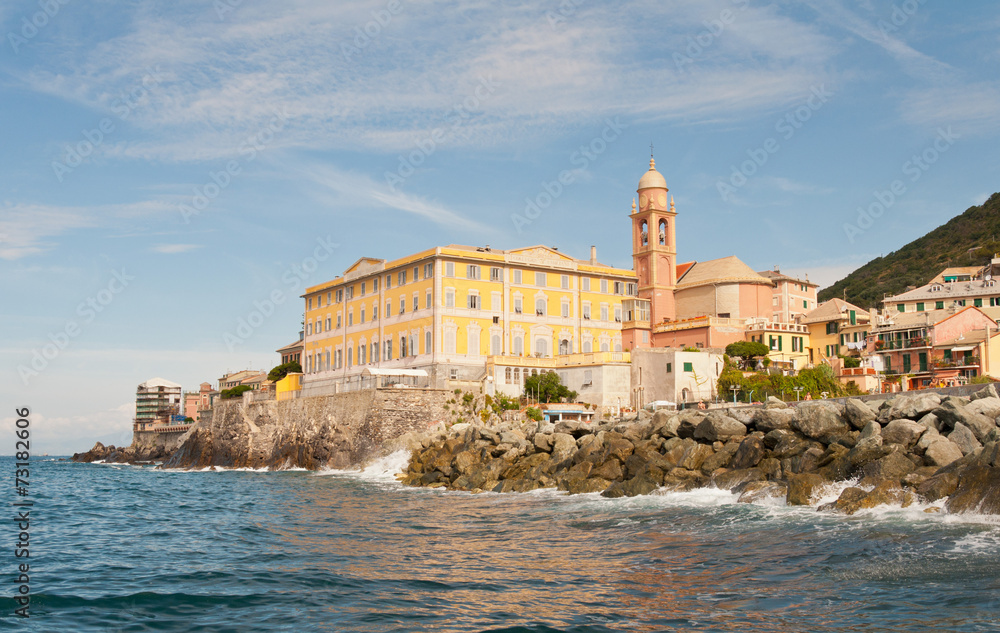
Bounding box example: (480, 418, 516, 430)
(970, 384, 999, 401)
(945, 464, 1000, 514)
(730, 434, 766, 469)
(844, 399, 877, 429)
(737, 481, 787, 504)
(923, 437, 964, 467)
(710, 467, 766, 491)
(792, 402, 851, 439)
(933, 399, 995, 440)
(764, 396, 789, 409)
(948, 423, 982, 456)
(917, 471, 959, 502)
(880, 419, 925, 448)
(753, 408, 796, 433)
(860, 450, 916, 481)
(550, 433, 578, 462)
(880, 393, 941, 422)
(693, 413, 747, 442)
(601, 474, 660, 498)
(651, 411, 681, 438)
(786, 473, 828, 506)
(966, 397, 1000, 420)
(675, 410, 706, 439)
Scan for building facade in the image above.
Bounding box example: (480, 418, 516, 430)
(133, 378, 182, 431)
(301, 244, 639, 395)
(758, 268, 820, 324)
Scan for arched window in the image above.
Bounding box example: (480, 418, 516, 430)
(513, 336, 524, 355)
(659, 219, 667, 245)
(640, 220, 648, 245)
(491, 334, 501, 356)
(535, 337, 548, 357)
(600, 341, 610, 352)
(559, 339, 570, 355)
(583, 340, 592, 353)
(535, 298, 546, 316)
(505, 367, 512, 383)
(347, 347, 353, 367)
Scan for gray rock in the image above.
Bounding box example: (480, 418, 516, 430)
(737, 481, 788, 504)
(925, 439, 967, 469)
(792, 402, 851, 439)
(764, 396, 789, 409)
(730, 435, 766, 469)
(948, 423, 982, 456)
(861, 450, 916, 481)
(550, 433, 578, 461)
(915, 425, 941, 453)
(676, 410, 706, 439)
(966, 397, 1000, 420)
(726, 407, 757, 426)
(693, 413, 747, 442)
(917, 412, 941, 432)
(934, 399, 994, 441)
(881, 392, 941, 422)
(970, 384, 999, 401)
(881, 419, 925, 448)
(844, 398, 877, 429)
(651, 410, 681, 438)
(859, 420, 881, 440)
(753, 408, 796, 433)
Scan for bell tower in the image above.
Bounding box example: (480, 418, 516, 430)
(631, 154, 677, 326)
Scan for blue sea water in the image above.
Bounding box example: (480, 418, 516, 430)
(4, 454, 1000, 632)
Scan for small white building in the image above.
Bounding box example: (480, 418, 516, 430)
(630, 348, 724, 409)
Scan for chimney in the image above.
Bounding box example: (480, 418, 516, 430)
(590, 246, 597, 265)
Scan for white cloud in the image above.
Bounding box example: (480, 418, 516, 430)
(152, 243, 202, 254)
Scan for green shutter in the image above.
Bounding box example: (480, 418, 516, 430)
(683, 362, 693, 372)
(666, 363, 672, 373)
(975, 298, 983, 307)
(778, 336, 783, 351)
(918, 352, 927, 372)
(936, 301, 944, 310)
(916, 303, 924, 312)
(850, 310, 856, 325)
(897, 304, 906, 312)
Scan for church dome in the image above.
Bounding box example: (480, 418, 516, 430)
(638, 157, 667, 190)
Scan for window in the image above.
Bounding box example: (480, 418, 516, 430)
(360, 282, 366, 296)
(316, 320, 323, 334)
(642, 331, 649, 343)
(600, 304, 608, 321)
(826, 322, 838, 335)
(600, 279, 608, 294)
(306, 323, 312, 336)
(491, 334, 501, 355)
(975, 298, 983, 307)
(640, 220, 648, 245)
(491, 267, 502, 282)
(666, 363, 672, 373)
(468, 293, 481, 309)
(627, 282, 637, 296)
(614, 281, 624, 295)
(614, 306, 622, 322)
(348, 311, 353, 326)
(561, 275, 569, 289)
(514, 297, 522, 314)
(849, 310, 857, 325)
(327, 291, 332, 304)
(936, 301, 945, 309)
(337, 314, 342, 328)
(450, 368, 459, 380)
(424, 262, 434, 279)
(413, 266, 419, 282)
(512, 269, 522, 284)
(360, 308, 365, 323)
(336, 289, 344, 303)
(897, 304, 905, 312)
(425, 292, 432, 309)
(583, 302, 591, 319)
(535, 272, 546, 287)
(346, 347, 352, 368)
(445, 289, 455, 308)
(386, 300, 391, 317)
(308, 298, 313, 310)
(467, 265, 480, 280)
(534, 337, 548, 357)
(803, 300, 808, 309)
(345, 286, 354, 300)
(412, 295, 418, 312)
(425, 331, 432, 354)
(385, 339, 393, 361)
(683, 362, 693, 372)
(445, 262, 455, 277)
(325, 317, 331, 331)
(659, 219, 667, 245)
(372, 278, 378, 292)
(513, 336, 523, 355)
(468, 330, 480, 356)
(916, 303, 924, 312)
(491, 292, 501, 312)
(903, 353, 911, 373)
(400, 336, 407, 358)
(372, 305, 378, 320)
(385, 275, 391, 289)
(561, 300, 570, 318)
(399, 297, 406, 314)
(583, 370, 592, 386)
(581, 277, 591, 292)
(398, 271, 407, 286)
(559, 339, 570, 355)
(535, 298, 546, 316)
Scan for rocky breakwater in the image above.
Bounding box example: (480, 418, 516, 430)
(401, 385, 1000, 515)
(71, 440, 171, 464)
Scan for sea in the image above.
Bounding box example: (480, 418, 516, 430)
(4, 454, 1000, 632)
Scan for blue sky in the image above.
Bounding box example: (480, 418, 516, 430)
(1, 0, 998, 454)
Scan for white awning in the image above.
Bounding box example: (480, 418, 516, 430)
(361, 368, 428, 377)
(949, 345, 976, 352)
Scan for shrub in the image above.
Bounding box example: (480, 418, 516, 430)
(526, 407, 543, 421)
(267, 361, 302, 382)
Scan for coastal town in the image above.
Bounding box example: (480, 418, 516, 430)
(133, 156, 1000, 434)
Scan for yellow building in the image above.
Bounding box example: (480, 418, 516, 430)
(300, 244, 638, 395)
(745, 320, 811, 371)
(800, 299, 871, 364)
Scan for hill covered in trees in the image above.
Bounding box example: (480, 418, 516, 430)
(819, 192, 1000, 309)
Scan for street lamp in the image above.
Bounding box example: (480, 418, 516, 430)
(730, 385, 741, 404)
(793, 386, 804, 401)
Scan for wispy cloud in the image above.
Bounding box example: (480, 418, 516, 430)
(152, 243, 202, 254)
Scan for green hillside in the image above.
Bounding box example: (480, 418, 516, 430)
(819, 192, 1000, 309)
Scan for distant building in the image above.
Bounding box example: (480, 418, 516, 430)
(134, 377, 182, 431)
(218, 370, 268, 392)
(757, 267, 819, 324)
(276, 334, 303, 366)
(630, 348, 724, 408)
(883, 267, 1000, 316)
(182, 392, 199, 421)
(745, 319, 811, 371)
(800, 299, 872, 364)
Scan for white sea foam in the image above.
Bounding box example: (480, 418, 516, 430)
(315, 449, 412, 483)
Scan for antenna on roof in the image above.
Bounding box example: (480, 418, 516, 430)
(650, 141, 654, 159)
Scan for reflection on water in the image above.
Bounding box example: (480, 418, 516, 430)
(9, 458, 1000, 633)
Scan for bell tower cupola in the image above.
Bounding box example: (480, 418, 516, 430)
(631, 152, 677, 326)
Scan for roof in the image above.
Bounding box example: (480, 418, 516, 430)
(873, 306, 995, 331)
(934, 329, 998, 348)
(637, 157, 667, 190)
(757, 269, 819, 287)
(276, 339, 303, 353)
(675, 255, 773, 289)
(676, 261, 695, 280)
(800, 299, 870, 325)
(929, 266, 983, 284)
(138, 377, 181, 389)
(883, 278, 1000, 303)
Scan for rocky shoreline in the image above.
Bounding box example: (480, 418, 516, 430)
(400, 385, 1000, 514)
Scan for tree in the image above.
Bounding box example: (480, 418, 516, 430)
(725, 341, 770, 369)
(268, 361, 302, 382)
(220, 385, 254, 400)
(524, 371, 577, 403)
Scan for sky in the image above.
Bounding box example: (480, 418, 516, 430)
(1, 0, 999, 455)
